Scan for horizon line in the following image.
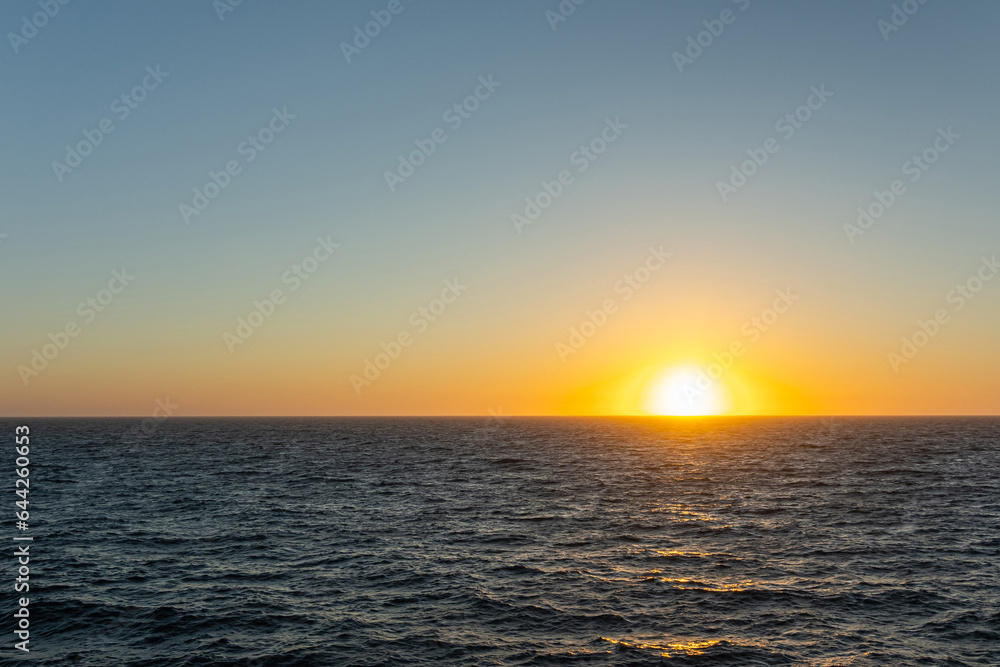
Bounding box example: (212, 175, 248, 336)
(3, 414, 998, 419)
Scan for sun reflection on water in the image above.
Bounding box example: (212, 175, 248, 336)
(600, 637, 724, 657)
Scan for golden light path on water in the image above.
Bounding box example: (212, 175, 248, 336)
(599, 637, 725, 657)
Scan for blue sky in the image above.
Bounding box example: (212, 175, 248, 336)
(2, 0, 998, 415)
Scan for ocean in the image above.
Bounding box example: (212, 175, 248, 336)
(7, 417, 999, 666)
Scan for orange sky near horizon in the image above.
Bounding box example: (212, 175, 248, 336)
(4, 286, 997, 417)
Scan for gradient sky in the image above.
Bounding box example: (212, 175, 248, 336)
(2, 0, 998, 416)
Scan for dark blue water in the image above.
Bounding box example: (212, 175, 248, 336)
(6, 417, 1000, 666)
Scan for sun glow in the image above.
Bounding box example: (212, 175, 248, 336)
(646, 366, 729, 416)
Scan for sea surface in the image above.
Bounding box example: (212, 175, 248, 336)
(6, 417, 1000, 666)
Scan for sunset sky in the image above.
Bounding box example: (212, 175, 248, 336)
(2, 1, 998, 416)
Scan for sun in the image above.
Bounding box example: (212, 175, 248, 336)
(646, 366, 729, 416)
